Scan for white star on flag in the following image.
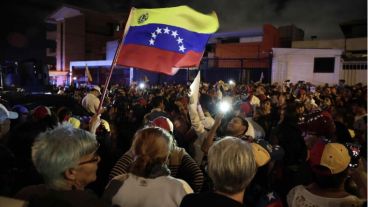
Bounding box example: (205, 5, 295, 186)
(156, 27, 162, 34)
(267, 192, 275, 201)
(171, 30, 178, 38)
(151, 32, 157, 39)
(163, 27, 170, 34)
(177, 37, 183, 44)
(149, 39, 155, 45)
(179, 45, 186, 52)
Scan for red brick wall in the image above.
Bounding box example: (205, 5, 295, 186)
(214, 24, 279, 68)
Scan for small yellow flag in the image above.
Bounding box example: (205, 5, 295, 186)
(85, 64, 93, 83)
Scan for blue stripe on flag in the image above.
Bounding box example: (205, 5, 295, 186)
(123, 24, 211, 54)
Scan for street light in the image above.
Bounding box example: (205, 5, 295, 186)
(228, 80, 235, 85)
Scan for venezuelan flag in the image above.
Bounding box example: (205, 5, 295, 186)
(116, 6, 219, 75)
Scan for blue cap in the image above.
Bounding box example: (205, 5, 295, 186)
(12, 105, 29, 114)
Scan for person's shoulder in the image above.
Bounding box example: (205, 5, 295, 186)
(287, 185, 305, 197)
(164, 175, 187, 185)
(340, 195, 366, 207)
(174, 178, 193, 194)
(292, 184, 305, 190)
(181, 192, 243, 207)
(180, 192, 208, 207)
(15, 184, 48, 200)
(34, 189, 109, 207)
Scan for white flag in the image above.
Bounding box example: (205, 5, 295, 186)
(259, 72, 264, 82)
(189, 71, 201, 106)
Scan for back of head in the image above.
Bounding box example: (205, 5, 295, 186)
(130, 127, 173, 177)
(208, 137, 257, 194)
(150, 96, 164, 109)
(300, 111, 336, 138)
(12, 105, 29, 116)
(32, 105, 52, 121)
(56, 107, 72, 123)
(92, 85, 101, 95)
(151, 116, 174, 133)
(309, 139, 351, 188)
(32, 124, 98, 189)
(0, 103, 18, 122)
(283, 103, 298, 124)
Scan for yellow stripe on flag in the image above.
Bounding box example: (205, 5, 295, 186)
(130, 6, 219, 34)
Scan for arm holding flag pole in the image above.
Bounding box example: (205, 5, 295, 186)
(96, 39, 123, 114)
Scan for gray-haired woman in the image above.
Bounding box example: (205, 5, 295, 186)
(15, 122, 109, 207)
(180, 137, 257, 207)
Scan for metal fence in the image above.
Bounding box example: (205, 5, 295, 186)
(340, 61, 367, 85)
(198, 57, 272, 84)
(72, 56, 273, 86)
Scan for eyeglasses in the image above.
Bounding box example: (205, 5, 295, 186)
(78, 143, 100, 165)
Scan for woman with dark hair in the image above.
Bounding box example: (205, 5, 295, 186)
(254, 99, 274, 139)
(56, 107, 72, 123)
(274, 103, 312, 201)
(104, 127, 193, 207)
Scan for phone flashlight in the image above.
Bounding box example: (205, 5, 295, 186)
(139, 83, 145, 89)
(219, 101, 232, 113)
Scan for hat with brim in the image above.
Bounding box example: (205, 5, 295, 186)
(309, 139, 350, 175)
(32, 105, 52, 121)
(92, 85, 101, 95)
(12, 105, 29, 115)
(251, 139, 284, 167)
(151, 116, 174, 133)
(0, 104, 18, 122)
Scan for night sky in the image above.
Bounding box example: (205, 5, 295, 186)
(0, 0, 366, 62)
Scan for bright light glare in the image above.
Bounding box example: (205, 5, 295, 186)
(219, 101, 231, 113)
(73, 77, 77, 80)
(228, 80, 235, 85)
(139, 83, 145, 89)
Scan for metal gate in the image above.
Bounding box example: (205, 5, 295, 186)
(199, 57, 272, 84)
(340, 61, 367, 85)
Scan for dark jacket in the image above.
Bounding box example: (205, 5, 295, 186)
(15, 184, 109, 207)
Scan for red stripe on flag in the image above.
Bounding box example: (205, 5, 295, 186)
(116, 44, 203, 75)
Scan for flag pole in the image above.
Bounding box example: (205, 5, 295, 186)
(84, 64, 87, 83)
(97, 8, 135, 114)
(96, 39, 123, 114)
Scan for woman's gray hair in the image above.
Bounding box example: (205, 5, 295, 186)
(208, 136, 257, 194)
(32, 123, 98, 189)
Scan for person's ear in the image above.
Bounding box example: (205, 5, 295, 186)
(64, 168, 77, 181)
(242, 125, 248, 135)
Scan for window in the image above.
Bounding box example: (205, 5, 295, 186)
(313, 57, 335, 73)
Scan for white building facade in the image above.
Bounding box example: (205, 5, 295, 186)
(271, 48, 343, 85)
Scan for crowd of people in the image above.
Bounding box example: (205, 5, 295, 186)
(0, 79, 366, 207)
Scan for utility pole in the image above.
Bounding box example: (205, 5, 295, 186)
(0, 65, 3, 89)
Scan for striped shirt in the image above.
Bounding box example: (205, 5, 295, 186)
(109, 147, 204, 192)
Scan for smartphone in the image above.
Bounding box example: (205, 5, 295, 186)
(218, 101, 231, 113)
(310, 86, 316, 93)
